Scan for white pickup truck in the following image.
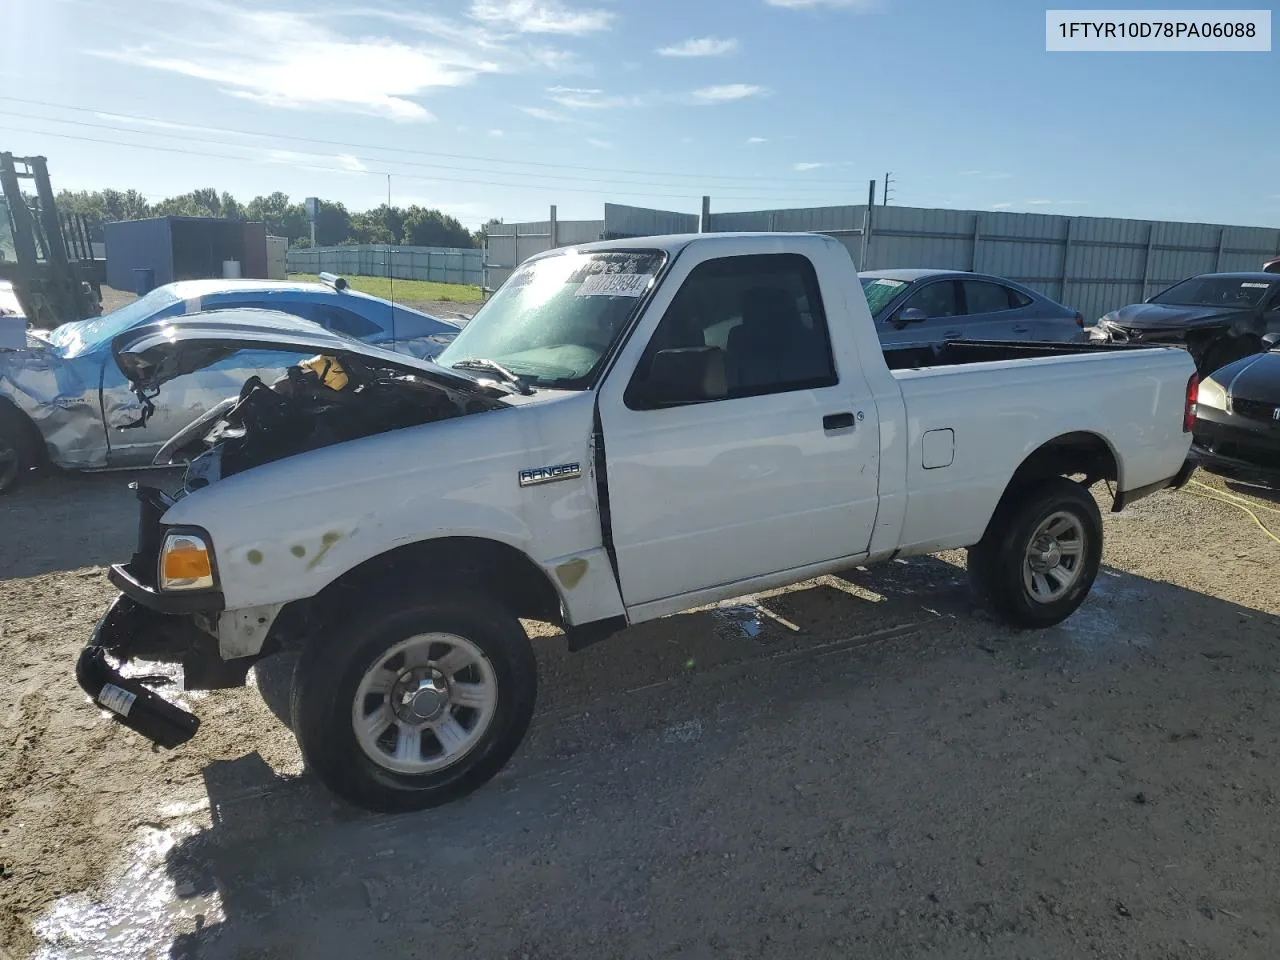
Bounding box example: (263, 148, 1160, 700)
(77, 232, 1199, 812)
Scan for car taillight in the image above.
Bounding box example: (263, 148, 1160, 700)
(1184, 373, 1199, 432)
(1074, 312, 1084, 327)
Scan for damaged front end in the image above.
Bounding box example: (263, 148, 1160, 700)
(112, 311, 513, 493)
(0, 331, 110, 469)
(77, 312, 514, 748)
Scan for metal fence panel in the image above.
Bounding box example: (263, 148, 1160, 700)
(284, 244, 483, 285)
(482, 202, 1280, 320)
(603, 203, 697, 238)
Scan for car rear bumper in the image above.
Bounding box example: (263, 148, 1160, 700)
(1192, 409, 1280, 485)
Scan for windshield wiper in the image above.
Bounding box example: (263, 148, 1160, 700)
(449, 358, 535, 395)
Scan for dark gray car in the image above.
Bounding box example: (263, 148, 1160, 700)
(1090, 272, 1280, 375)
(859, 269, 1085, 347)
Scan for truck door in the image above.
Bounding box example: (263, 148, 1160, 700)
(597, 250, 881, 609)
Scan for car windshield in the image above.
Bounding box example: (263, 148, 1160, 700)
(860, 277, 909, 317)
(434, 250, 665, 389)
(1149, 276, 1278, 310)
(45, 286, 183, 358)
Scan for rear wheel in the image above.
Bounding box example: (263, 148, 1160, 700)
(0, 404, 40, 495)
(967, 477, 1103, 629)
(290, 589, 537, 813)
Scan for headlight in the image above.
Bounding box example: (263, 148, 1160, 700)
(1198, 377, 1228, 412)
(159, 532, 216, 591)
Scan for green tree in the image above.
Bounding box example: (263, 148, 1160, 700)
(402, 205, 474, 248)
(313, 200, 352, 246)
(244, 192, 309, 242)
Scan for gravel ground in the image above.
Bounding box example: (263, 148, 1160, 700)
(2, 465, 1279, 959)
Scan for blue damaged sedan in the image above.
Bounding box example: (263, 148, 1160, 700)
(0, 275, 463, 492)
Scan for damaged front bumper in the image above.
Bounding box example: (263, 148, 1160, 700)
(77, 597, 203, 749)
(77, 594, 264, 749)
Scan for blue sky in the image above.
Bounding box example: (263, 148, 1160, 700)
(4, 0, 1277, 229)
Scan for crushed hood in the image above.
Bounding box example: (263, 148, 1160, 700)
(1106, 302, 1250, 331)
(111, 309, 511, 399)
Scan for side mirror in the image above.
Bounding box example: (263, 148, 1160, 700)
(896, 306, 928, 325)
(630, 346, 727, 408)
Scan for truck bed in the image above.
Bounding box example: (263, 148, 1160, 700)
(883, 338, 1171, 372)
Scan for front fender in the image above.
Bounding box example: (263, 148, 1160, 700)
(0, 349, 108, 468)
(160, 393, 608, 615)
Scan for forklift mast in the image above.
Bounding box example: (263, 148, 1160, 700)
(0, 153, 105, 328)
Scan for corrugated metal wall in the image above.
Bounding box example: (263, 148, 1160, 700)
(284, 244, 483, 286)
(481, 202, 1280, 322)
(484, 219, 603, 288)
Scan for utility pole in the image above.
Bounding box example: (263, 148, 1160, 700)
(882, 172, 895, 206)
(860, 179, 875, 269)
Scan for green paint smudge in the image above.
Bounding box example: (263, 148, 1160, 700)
(306, 531, 344, 570)
(246, 549, 263, 565)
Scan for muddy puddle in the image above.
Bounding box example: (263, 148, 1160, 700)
(31, 813, 220, 960)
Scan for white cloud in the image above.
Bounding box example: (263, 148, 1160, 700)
(468, 0, 613, 34)
(793, 161, 829, 171)
(688, 83, 767, 104)
(546, 85, 642, 109)
(990, 202, 1014, 209)
(488, 128, 506, 136)
(657, 36, 738, 57)
(959, 169, 983, 176)
(747, 136, 767, 144)
(586, 138, 614, 148)
(264, 149, 369, 174)
(519, 105, 572, 122)
(93, 112, 207, 133)
(1027, 199, 1053, 205)
(984, 172, 1013, 180)
(766, 0, 877, 8)
(91, 0, 589, 122)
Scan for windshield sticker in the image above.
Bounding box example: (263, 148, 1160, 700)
(1241, 282, 1271, 289)
(575, 273, 652, 298)
(873, 278, 904, 286)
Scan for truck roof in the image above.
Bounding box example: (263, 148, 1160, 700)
(540, 232, 841, 258)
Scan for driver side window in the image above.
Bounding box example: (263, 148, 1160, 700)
(625, 253, 837, 409)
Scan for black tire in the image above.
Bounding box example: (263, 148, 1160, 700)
(966, 477, 1103, 629)
(1200, 335, 1262, 375)
(290, 588, 537, 813)
(0, 403, 41, 495)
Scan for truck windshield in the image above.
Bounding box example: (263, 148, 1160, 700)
(1149, 276, 1278, 309)
(434, 250, 665, 389)
(860, 277, 909, 317)
(45, 286, 183, 358)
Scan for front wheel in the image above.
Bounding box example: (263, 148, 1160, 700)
(967, 477, 1103, 629)
(0, 405, 40, 495)
(290, 589, 537, 813)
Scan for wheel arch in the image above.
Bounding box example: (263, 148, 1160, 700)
(267, 535, 567, 656)
(979, 431, 1120, 542)
(0, 394, 48, 474)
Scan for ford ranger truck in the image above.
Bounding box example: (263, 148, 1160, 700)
(76, 233, 1199, 813)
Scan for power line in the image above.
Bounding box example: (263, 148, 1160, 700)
(0, 110, 858, 197)
(0, 95, 865, 189)
(3, 124, 858, 205)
